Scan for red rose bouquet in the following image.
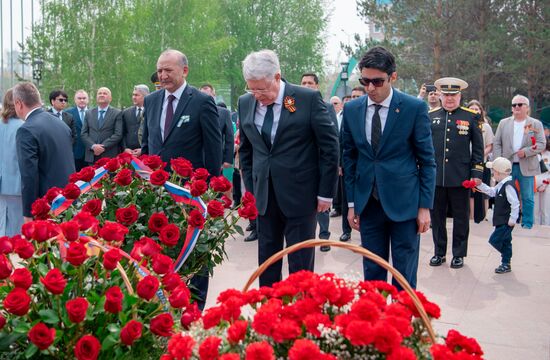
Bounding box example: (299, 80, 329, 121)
(163, 271, 483, 359)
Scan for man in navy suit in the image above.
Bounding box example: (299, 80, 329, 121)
(66, 90, 89, 171)
(47, 89, 77, 145)
(342, 47, 436, 289)
(13, 82, 75, 222)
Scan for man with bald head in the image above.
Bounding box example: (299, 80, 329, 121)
(493, 94, 546, 229)
(81, 87, 122, 164)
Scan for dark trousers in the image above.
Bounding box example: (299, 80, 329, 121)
(316, 210, 330, 239)
(359, 196, 419, 289)
(257, 181, 316, 287)
(333, 175, 342, 210)
(189, 266, 209, 311)
(232, 169, 242, 206)
(489, 225, 513, 264)
(431, 186, 469, 257)
(341, 177, 351, 234)
(75, 158, 86, 172)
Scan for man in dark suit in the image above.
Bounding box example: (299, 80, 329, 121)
(142, 50, 222, 177)
(142, 49, 222, 310)
(66, 89, 89, 171)
(239, 50, 339, 287)
(13, 82, 75, 222)
(122, 84, 150, 157)
(342, 46, 436, 289)
(81, 87, 123, 165)
(47, 89, 77, 144)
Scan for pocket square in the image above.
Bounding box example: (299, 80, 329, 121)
(177, 115, 190, 127)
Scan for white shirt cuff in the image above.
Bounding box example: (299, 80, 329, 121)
(348, 202, 354, 208)
(317, 196, 332, 204)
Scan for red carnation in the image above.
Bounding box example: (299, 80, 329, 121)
(168, 333, 195, 360)
(103, 248, 122, 271)
(31, 198, 51, 219)
(10, 268, 32, 289)
(99, 221, 129, 243)
(3, 288, 31, 315)
(207, 200, 225, 218)
(150, 313, 174, 337)
(227, 320, 248, 344)
(462, 179, 477, 189)
(344, 320, 375, 346)
(190, 179, 208, 197)
(171, 158, 193, 178)
(159, 224, 180, 247)
(28, 322, 56, 350)
(104, 286, 123, 314)
(60, 221, 81, 242)
(238, 203, 258, 220)
(74, 334, 101, 360)
(162, 273, 183, 292)
(40, 268, 67, 295)
(288, 339, 323, 360)
(188, 209, 205, 229)
(245, 341, 275, 360)
(0, 254, 13, 279)
(45, 187, 62, 203)
(143, 155, 164, 170)
(120, 320, 143, 346)
(136, 275, 160, 301)
(66, 241, 89, 266)
(113, 168, 133, 186)
(148, 212, 169, 233)
(168, 284, 191, 308)
(104, 158, 121, 172)
(152, 253, 174, 275)
(180, 302, 201, 329)
(63, 183, 81, 199)
(210, 176, 232, 193)
(66, 297, 89, 323)
(150, 169, 169, 186)
(13, 237, 34, 259)
(115, 205, 139, 226)
(199, 336, 222, 360)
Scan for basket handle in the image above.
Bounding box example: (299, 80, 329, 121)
(243, 239, 437, 343)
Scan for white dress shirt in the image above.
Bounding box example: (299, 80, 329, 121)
(253, 81, 285, 143)
(365, 87, 393, 144)
(160, 82, 187, 139)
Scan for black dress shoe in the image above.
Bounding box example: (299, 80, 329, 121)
(245, 223, 254, 231)
(320, 245, 331, 252)
(339, 233, 351, 242)
(450, 256, 464, 269)
(244, 230, 258, 242)
(429, 255, 446, 266)
(329, 210, 341, 218)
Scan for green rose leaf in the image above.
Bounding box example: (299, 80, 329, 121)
(39, 309, 60, 325)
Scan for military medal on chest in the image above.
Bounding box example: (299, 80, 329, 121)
(432, 117, 441, 125)
(456, 120, 469, 135)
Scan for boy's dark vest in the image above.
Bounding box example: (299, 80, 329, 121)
(493, 180, 518, 226)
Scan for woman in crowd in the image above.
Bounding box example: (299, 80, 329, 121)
(468, 100, 494, 222)
(0, 89, 24, 236)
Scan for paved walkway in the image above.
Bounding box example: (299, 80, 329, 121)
(207, 213, 550, 359)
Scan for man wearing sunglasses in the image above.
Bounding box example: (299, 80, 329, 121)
(342, 46, 436, 289)
(493, 95, 546, 229)
(48, 89, 77, 145)
(429, 77, 484, 269)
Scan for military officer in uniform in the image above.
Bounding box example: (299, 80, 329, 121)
(429, 77, 484, 269)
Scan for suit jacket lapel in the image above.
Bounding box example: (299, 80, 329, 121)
(244, 95, 268, 150)
(357, 97, 370, 151)
(378, 89, 401, 153)
(165, 86, 192, 141)
(272, 82, 294, 148)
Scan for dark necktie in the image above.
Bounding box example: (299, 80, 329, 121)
(371, 104, 383, 154)
(98, 110, 106, 128)
(57, 112, 62, 120)
(164, 95, 176, 140)
(261, 103, 275, 150)
(136, 107, 142, 120)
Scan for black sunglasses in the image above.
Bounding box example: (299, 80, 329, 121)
(358, 76, 388, 88)
(511, 103, 526, 108)
(57, 98, 68, 103)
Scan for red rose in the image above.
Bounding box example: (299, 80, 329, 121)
(162, 273, 183, 292)
(190, 179, 208, 197)
(241, 192, 256, 206)
(150, 169, 170, 186)
(143, 155, 164, 170)
(159, 224, 180, 247)
(221, 195, 232, 209)
(140, 237, 162, 257)
(199, 336, 222, 360)
(104, 286, 123, 314)
(148, 213, 169, 233)
(168, 284, 191, 309)
(40, 268, 67, 295)
(245, 341, 275, 360)
(28, 322, 56, 350)
(82, 199, 103, 216)
(93, 157, 110, 168)
(193, 168, 209, 181)
(0, 254, 13, 279)
(120, 320, 143, 346)
(14, 237, 34, 259)
(25, 220, 58, 242)
(60, 221, 81, 242)
(78, 166, 96, 182)
(45, 187, 62, 203)
(103, 248, 122, 271)
(113, 168, 133, 186)
(227, 320, 248, 344)
(210, 176, 232, 193)
(99, 221, 129, 242)
(0, 315, 5, 330)
(0, 236, 14, 254)
(115, 205, 139, 225)
(136, 275, 160, 301)
(152, 253, 174, 275)
(10, 268, 32, 289)
(117, 152, 133, 165)
(105, 158, 121, 172)
(63, 183, 82, 199)
(66, 297, 89, 323)
(180, 302, 201, 329)
(74, 334, 101, 360)
(168, 333, 195, 360)
(188, 209, 205, 229)
(3, 288, 31, 315)
(31, 198, 51, 219)
(66, 242, 89, 266)
(130, 242, 145, 263)
(150, 313, 174, 337)
(238, 203, 258, 220)
(207, 200, 225, 218)
(171, 158, 193, 178)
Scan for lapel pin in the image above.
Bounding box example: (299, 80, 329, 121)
(395, 108, 400, 113)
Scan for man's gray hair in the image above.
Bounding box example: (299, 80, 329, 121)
(242, 49, 280, 81)
(160, 49, 188, 67)
(134, 84, 150, 95)
(512, 94, 530, 107)
(12, 82, 41, 107)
